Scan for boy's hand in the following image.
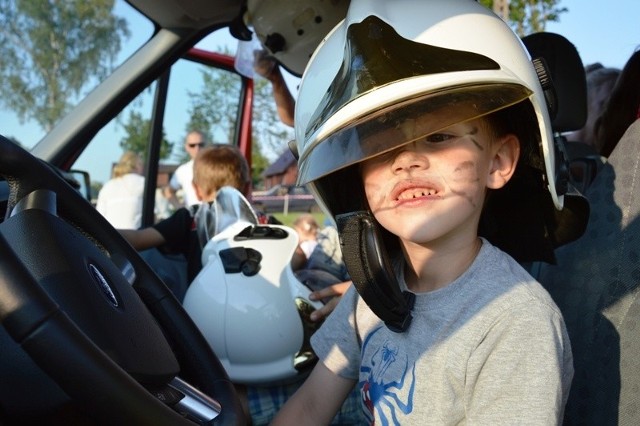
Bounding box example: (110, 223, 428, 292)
(309, 281, 351, 321)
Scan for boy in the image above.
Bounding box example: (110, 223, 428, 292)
(273, 0, 576, 424)
(120, 144, 251, 283)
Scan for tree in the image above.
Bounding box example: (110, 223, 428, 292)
(0, 0, 129, 131)
(183, 62, 285, 173)
(119, 110, 173, 161)
(479, 0, 567, 37)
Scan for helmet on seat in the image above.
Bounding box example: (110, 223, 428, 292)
(183, 188, 323, 385)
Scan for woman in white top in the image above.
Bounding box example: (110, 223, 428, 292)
(96, 151, 145, 229)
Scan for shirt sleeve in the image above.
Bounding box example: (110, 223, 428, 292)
(169, 165, 182, 190)
(311, 285, 362, 380)
(465, 300, 573, 425)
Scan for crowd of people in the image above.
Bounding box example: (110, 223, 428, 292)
(90, 2, 640, 421)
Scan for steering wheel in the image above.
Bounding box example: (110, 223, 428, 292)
(0, 135, 245, 425)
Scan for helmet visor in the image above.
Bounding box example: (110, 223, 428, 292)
(298, 83, 533, 185)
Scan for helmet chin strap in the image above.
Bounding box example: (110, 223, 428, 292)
(336, 210, 415, 332)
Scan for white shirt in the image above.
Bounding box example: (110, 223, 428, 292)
(170, 159, 199, 207)
(96, 173, 145, 229)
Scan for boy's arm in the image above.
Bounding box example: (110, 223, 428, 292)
(271, 362, 357, 425)
(119, 227, 165, 251)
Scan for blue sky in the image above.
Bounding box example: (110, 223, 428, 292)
(1, 0, 638, 183)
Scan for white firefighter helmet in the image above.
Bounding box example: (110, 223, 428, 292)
(183, 188, 323, 384)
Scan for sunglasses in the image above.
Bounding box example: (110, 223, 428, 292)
(187, 142, 205, 148)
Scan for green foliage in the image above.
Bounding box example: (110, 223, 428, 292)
(186, 66, 240, 145)
(478, 0, 567, 36)
(118, 110, 173, 161)
(251, 76, 295, 159)
(0, 0, 129, 131)
(272, 212, 327, 228)
(184, 57, 290, 182)
(251, 140, 271, 189)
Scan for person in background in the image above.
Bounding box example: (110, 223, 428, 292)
(595, 48, 640, 157)
(565, 63, 620, 150)
(96, 151, 145, 229)
(120, 144, 251, 285)
(168, 130, 208, 208)
(291, 213, 320, 269)
(253, 49, 296, 127)
(290, 214, 353, 322)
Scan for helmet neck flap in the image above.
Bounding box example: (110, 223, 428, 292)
(336, 210, 415, 332)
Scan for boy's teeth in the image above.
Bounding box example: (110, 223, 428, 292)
(399, 188, 435, 199)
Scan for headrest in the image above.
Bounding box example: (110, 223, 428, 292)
(522, 32, 587, 133)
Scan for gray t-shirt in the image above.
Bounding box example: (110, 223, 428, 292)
(311, 238, 573, 425)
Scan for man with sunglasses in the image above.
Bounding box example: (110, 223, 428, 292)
(168, 130, 208, 208)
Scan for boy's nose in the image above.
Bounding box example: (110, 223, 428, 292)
(392, 146, 428, 173)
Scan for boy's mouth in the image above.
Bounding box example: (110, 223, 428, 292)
(391, 179, 442, 202)
(396, 188, 438, 200)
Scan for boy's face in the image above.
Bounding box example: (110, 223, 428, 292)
(361, 117, 518, 247)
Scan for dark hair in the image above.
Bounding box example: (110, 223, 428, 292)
(595, 49, 640, 157)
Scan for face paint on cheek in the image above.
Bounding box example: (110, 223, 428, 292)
(363, 179, 389, 215)
(443, 160, 481, 207)
(465, 127, 485, 151)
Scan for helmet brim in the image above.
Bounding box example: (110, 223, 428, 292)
(298, 82, 533, 185)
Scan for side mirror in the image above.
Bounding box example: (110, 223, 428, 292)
(68, 169, 92, 203)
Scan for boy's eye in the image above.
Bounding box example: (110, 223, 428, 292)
(424, 133, 455, 143)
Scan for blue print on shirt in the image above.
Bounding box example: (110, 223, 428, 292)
(359, 326, 416, 425)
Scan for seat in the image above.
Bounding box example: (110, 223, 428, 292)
(522, 32, 604, 194)
(538, 120, 640, 425)
(479, 32, 591, 266)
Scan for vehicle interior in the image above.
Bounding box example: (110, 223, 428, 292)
(0, 0, 638, 425)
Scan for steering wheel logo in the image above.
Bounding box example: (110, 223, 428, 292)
(89, 264, 119, 308)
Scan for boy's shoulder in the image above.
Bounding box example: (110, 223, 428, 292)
(469, 239, 560, 312)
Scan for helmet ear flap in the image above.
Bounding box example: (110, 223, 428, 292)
(336, 211, 414, 332)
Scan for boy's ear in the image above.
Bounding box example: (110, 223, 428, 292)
(487, 134, 520, 190)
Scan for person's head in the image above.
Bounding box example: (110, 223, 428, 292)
(112, 151, 143, 178)
(293, 213, 320, 242)
(360, 112, 520, 245)
(595, 48, 640, 157)
(184, 130, 207, 160)
(192, 144, 251, 202)
(566, 65, 620, 148)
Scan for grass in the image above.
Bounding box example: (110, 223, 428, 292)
(272, 212, 328, 228)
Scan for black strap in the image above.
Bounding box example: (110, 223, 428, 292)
(336, 211, 414, 332)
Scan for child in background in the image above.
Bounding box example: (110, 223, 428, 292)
(119, 144, 251, 283)
(291, 213, 320, 267)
